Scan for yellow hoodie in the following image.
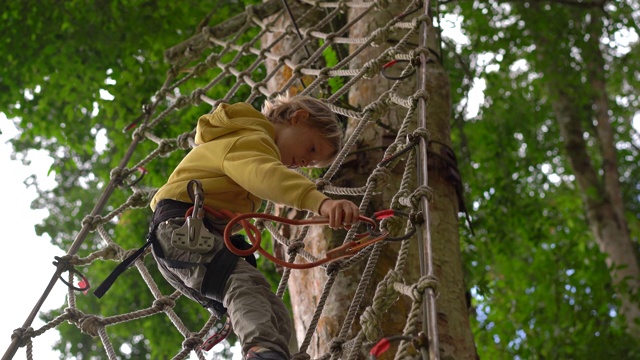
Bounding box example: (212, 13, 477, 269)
(150, 103, 329, 214)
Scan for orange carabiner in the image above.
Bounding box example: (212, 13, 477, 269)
(223, 213, 387, 269)
(184, 207, 392, 269)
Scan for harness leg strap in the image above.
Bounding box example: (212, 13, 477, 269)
(200, 234, 254, 302)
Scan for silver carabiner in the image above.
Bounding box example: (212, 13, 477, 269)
(170, 180, 215, 253)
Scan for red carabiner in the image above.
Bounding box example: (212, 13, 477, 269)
(223, 213, 387, 269)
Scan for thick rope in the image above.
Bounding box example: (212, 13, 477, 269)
(5, 1, 441, 360)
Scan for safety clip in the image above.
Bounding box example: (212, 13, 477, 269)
(171, 180, 215, 253)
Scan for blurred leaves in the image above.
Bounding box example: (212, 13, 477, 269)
(445, 0, 640, 358)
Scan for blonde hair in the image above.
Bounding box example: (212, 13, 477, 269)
(262, 94, 344, 165)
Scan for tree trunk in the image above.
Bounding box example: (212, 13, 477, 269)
(263, 1, 477, 358)
(536, 10, 640, 335)
(551, 87, 640, 334)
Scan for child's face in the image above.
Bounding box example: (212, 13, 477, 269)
(275, 111, 335, 168)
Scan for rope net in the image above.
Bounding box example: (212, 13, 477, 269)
(7, 0, 441, 359)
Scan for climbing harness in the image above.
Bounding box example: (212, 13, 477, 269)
(94, 180, 256, 301)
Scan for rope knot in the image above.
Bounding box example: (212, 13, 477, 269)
(200, 25, 213, 38)
(131, 122, 149, 142)
(412, 14, 432, 28)
(394, 187, 410, 206)
(336, 1, 349, 12)
(119, 247, 144, 262)
(315, 179, 330, 191)
(11, 327, 34, 347)
(362, 58, 384, 79)
(53, 254, 80, 269)
(360, 307, 383, 341)
(409, 90, 430, 105)
(157, 138, 176, 156)
(410, 211, 424, 227)
(114, 167, 142, 189)
(370, 167, 391, 192)
(183, 45, 196, 59)
(100, 243, 121, 260)
(329, 337, 346, 354)
(176, 132, 193, 150)
(110, 166, 125, 180)
(317, 67, 332, 79)
(362, 100, 389, 120)
(377, 270, 402, 308)
(81, 214, 103, 230)
(190, 88, 205, 105)
(303, 27, 315, 39)
(277, 54, 291, 65)
(292, 63, 305, 77)
(325, 259, 343, 275)
(370, 27, 390, 47)
(182, 334, 202, 350)
(254, 218, 266, 232)
(125, 189, 150, 208)
(175, 95, 192, 109)
(380, 213, 405, 237)
(252, 81, 267, 93)
(244, 4, 256, 21)
(190, 63, 208, 77)
(64, 307, 85, 323)
(410, 186, 433, 208)
(78, 314, 104, 337)
(324, 32, 337, 43)
(153, 296, 177, 311)
(411, 127, 430, 142)
(287, 241, 305, 255)
(412, 275, 439, 300)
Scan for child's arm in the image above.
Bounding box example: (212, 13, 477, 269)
(319, 199, 360, 229)
(222, 134, 360, 225)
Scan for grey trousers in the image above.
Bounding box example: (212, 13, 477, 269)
(153, 219, 292, 358)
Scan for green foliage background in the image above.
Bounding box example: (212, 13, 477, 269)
(442, 1, 640, 359)
(1, 0, 638, 359)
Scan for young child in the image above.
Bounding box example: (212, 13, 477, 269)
(149, 95, 360, 360)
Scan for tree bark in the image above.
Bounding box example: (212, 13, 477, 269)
(262, 1, 477, 358)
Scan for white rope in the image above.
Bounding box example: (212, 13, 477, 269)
(6, 1, 440, 360)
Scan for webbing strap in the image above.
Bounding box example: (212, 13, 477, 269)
(94, 199, 196, 299)
(93, 235, 154, 298)
(200, 234, 251, 302)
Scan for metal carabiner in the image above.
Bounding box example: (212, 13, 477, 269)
(171, 180, 215, 253)
(372, 209, 417, 241)
(222, 212, 389, 269)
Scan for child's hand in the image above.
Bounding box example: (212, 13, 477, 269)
(319, 199, 360, 229)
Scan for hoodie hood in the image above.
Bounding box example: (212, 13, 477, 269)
(150, 101, 329, 215)
(195, 103, 275, 144)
